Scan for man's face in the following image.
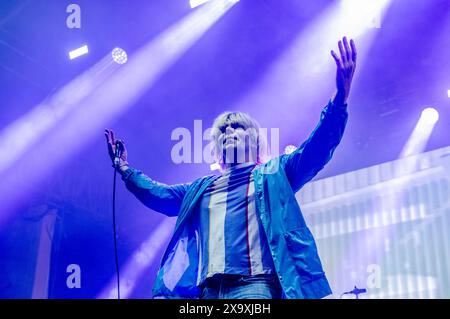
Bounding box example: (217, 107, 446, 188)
(217, 123, 257, 164)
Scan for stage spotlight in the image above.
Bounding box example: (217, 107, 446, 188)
(190, 0, 239, 9)
(421, 107, 439, 125)
(190, 0, 209, 8)
(0, 0, 239, 227)
(400, 107, 439, 158)
(341, 0, 387, 30)
(233, 0, 393, 131)
(69, 45, 89, 60)
(447, 89, 450, 99)
(111, 48, 128, 64)
(284, 145, 297, 155)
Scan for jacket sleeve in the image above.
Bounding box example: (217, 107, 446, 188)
(280, 100, 348, 193)
(121, 167, 190, 217)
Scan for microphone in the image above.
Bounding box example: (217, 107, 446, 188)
(114, 140, 122, 167)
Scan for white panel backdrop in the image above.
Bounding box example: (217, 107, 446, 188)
(297, 146, 450, 298)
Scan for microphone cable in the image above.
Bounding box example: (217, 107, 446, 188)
(112, 141, 122, 299)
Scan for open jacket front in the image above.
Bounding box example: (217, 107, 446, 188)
(121, 100, 348, 299)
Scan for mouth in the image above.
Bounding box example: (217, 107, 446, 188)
(223, 135, 238, 145)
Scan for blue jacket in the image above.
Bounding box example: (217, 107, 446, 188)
(122, 100, 348, 299)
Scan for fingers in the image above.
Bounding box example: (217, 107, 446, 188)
(104, 129, 129, 167)
(350, 38, 357, 62)
(104, 129, 110, 144)
(337, 36, 356, 64)
(331, 50, 342, 69)
(116, 139, 125, 152)
(104, 129, 115, 157)
(343, 36, 351, 61)
(110, 130, 116, 144)
(104, 129, 112, 148)
(338, 40, 346, 64)
(104, 129, 114, 144)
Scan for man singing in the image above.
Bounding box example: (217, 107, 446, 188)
(105, 37, 357, 299)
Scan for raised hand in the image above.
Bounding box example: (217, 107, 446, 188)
(331, 36, 357, 105)
(104, 128, 129, 170)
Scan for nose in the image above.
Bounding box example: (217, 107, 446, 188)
(225, 126, 234, 134)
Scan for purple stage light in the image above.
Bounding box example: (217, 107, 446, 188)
(190, 0, 239, 9)
(111, 48, 128, 64)
(341, 0, 388, 30)
(447, 89, 450, 99)
(0, 0, 239, 227)
(190, 0, 209, 8)
(233, 0, 393, 135)
(400, 107, 439, 158)
(421, 107, 439, 126)
(69, 45, 89, 60)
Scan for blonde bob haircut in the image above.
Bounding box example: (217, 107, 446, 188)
(210, 111, 268, 170)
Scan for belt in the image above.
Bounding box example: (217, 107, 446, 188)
(200, 273, 278, 289)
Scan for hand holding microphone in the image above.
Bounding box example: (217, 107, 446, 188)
(105, 129, 129, 172)
(114, 140, 122, 166)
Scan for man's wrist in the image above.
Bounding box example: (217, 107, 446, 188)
(332, 89, 348, 106)
(118, 164, 129, 173)
(111, 161, 129, 173)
